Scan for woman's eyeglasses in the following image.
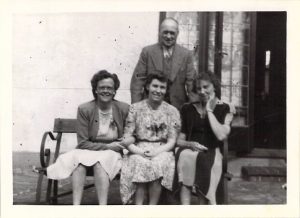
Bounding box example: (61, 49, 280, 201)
(96, 86, 115, 92)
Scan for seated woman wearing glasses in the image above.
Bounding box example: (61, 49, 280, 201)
(173, 72, 235, 205)
(46, 70, 129, 205)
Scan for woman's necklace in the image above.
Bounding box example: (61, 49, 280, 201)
(99, 109, 111, 115)
(98, 107, 113, 136)
(98, 107, 112, 120)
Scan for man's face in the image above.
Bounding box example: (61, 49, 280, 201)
(159, 20, 178, 48)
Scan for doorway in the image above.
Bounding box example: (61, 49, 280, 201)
(254, 12, 286, 149)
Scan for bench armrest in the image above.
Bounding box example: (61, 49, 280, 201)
(40, 131, 57, 168)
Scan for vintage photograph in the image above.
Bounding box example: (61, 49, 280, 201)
(11, 11, 288, 207)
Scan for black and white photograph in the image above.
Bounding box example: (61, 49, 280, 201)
(1, 1, 300, 218)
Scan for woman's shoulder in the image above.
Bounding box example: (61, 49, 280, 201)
(78, 100, 96, 111)
(215, 99, 236, 114)
(131, 99, 146, 108)
(180, 102, 194, 112)
(113, 100, 129, 109)
(112, 100, 130, 115)
(162, 101, 180, 114)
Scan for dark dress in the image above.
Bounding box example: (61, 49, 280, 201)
(173, 100, 234, 204)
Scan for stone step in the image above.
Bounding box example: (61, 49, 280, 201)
(241, 166, 286, 182)
(237, 148, 286, 159)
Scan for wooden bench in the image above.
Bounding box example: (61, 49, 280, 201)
(217, 139, 233, 204)
(35, 118, 94, 204)
(35, 118, 232, 204)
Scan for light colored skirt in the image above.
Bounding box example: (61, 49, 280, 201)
(120, 142, 175, 204)
(177, 147, 222, 204)
(47, 149, 122, 181)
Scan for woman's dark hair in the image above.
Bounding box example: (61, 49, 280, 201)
(192, 71, 221, 98)
(144, 73, 170, 96)
(91, 70, 120, 99)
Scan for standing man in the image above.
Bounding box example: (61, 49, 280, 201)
(130, 17, 197, 110)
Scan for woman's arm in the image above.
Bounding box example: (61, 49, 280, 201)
(205, 93, 233, 141)
(144, 137, 176, 158)
(158, 107, 181, 152)
(120, 136, 135, 147)
(207, 111, 231, 141)
(119, 104, 142, 154)
(119, 135, 143, 154)
(127, 143, 145, 155)
(177, 132, 208, 151)
(76, 106, 108, 150)
(156, 137, 176, 153)
(177, 132, 191, 148)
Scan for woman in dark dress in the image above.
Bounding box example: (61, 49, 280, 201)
(173, 72, 235, 205)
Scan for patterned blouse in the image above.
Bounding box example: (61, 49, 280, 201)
(123, 100, 181, 143)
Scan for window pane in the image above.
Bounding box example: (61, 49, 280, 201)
(166, 12, 200, 72)
(220, 12, 251, 126)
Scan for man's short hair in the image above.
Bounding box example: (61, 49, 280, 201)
(160, 17, 179, 31)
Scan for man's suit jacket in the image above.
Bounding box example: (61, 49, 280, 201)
(130, 43, 196, 110)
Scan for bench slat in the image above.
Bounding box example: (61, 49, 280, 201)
(53, 118, 77, 133)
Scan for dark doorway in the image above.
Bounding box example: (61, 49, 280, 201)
(254, 12, 286, 149)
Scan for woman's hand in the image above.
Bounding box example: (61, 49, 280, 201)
(143, 149, 160, 159)
(106, 141, 125, 152)
(206, 91, 217, 112)
(189, 141, 208, 152)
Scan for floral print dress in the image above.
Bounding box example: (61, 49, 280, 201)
(120, 100, 181, 204)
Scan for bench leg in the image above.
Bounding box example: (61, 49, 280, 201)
(216, 174, 230, 205)
(216, 175, 225, 204)
(223, 177, 228, 204)
(46, 179, 53, 204)
(35, 172, 44, 204)
(52, 180, 58, 204)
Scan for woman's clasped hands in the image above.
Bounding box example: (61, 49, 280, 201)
(106, 141, 126, 152)
(143, 149, 160, 159)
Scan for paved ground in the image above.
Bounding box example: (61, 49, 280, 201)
(13, 152, 286, 205)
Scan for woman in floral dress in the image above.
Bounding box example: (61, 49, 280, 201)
(119, 73, 181, 205)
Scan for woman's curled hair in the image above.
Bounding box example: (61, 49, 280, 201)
(143, 73, 170, 96)
(91, 70, 120, 99)
(192, 71, 221, 98)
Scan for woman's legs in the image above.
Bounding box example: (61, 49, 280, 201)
(148, 180, 162, 205)
(135, 183, 146, 205)
(198, 193, 208, 204)
(93, 162, 110, 205)
(205, 148, 222, 205)
(180, 185, 191, 205)
(72, 164, 87, 205)
(180, 185, 208, 205)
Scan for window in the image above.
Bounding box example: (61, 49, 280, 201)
(165, 12, 252, 126)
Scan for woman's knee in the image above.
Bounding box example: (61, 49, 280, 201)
(93, 162, 104, 171)
(74, 164, 87, 174)
(93, 162, 109, 178)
